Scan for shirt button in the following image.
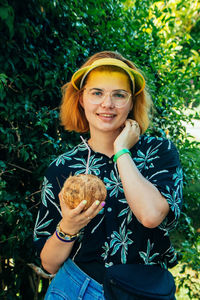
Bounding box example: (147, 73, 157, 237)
(108, 160, 113, 164)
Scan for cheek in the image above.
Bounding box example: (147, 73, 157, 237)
(80, 101, 96, 120)
(119, 106, 132, 118)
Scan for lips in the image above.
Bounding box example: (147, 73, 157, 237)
(97, 113, 116, 118)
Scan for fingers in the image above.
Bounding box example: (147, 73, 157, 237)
(59, 189, 106, 225)
(127, 119, 138, 127)
(127, 119, 141, 135)
(84, 200, 106, 220)
(72, 200, 88, 215)
(59, 190, 65, 210)
(76, 200, 106, 224)
(58, 190, 106, 234)
(60, 194, 105, 217)
(125, 119, 139, 131)
(59, 190, 89, 214)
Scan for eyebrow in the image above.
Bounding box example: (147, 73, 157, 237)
(88, 88, 128, 92)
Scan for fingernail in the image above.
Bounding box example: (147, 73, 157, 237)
(95, 200, 100, 205)
(82, 200, 87, 205)
(101, 201, 105, 207)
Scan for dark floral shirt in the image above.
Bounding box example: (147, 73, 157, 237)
(33, 135, 183, 277)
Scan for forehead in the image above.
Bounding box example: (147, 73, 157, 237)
(85, 69, 131, 91)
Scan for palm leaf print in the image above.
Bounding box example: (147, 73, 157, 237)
(134, 143, 162, 170)
(33, 211, 53, 241)
(101, 241, 110, 260)
(162, 185, 181, 219)
(69, 155, 105, 175)
(105, 262, 114, 268)
(162, 245, 177, 265)
(146, 136, 156, 143)
(146, 170, 169, 181)
(50, 147, 78, 166)
(104, 170, 123, 197)
(41, 177, 62, 214)
(139, 239, 159, 265)
(158, 218, 171, 236)
(91, 215, 105, 234)
(41, 177, 55, 207)
(110, 225, 133, 264)
(173, 167, 183, 187)
(118, 198, 133, 224)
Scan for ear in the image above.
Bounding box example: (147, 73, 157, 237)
(79, 94, 84, 108)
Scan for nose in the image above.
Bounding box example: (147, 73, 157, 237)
(101, 92, 114, 108)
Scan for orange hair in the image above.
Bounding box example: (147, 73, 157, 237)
(60, 51, 153, 134)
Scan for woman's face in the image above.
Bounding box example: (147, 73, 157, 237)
(80, 70, 133, 135)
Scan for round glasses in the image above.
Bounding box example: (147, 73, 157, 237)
(84, 88, 132, 108)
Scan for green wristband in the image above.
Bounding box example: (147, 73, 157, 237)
(113, 149, 131, 162)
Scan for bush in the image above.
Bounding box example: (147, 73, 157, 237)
(0, 0, 199, 298)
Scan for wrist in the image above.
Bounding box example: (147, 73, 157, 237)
(56, 221, 80, 243)
(59, 219, 80, 236)
(114, 147, 124, 154)
(113, 148, 132, 163)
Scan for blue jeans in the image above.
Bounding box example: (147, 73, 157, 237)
(44, 259, 105, 300)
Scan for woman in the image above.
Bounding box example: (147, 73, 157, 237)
(34, 51, 183, 299)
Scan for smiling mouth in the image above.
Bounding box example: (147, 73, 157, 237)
(97, 113, 116, 118)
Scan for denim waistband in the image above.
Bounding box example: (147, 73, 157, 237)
(63, 259, 104, 293)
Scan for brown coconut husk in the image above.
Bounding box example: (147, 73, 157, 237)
(62, 174, 107, 210)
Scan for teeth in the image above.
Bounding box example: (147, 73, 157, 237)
(100, 114, 113, 117)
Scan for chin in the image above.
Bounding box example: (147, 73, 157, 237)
(98, 125, 121, 133)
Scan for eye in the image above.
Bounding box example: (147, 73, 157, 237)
(113, 91, 126, 99)
(90, 89, 103, 97)
(94, 91, 102, 96)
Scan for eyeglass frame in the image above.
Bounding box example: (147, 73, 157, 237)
(83, 88, 132, 108)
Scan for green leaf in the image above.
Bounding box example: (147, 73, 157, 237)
(0, 3, 15, 38)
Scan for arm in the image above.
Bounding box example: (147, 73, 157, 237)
(40, 231, 75, 274)
(114, 120, 169, 228)
(115, 153, 169, 228)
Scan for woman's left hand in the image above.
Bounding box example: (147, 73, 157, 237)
(114, 119, 140, 152)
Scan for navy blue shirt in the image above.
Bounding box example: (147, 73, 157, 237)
(33, 135, 183, 282)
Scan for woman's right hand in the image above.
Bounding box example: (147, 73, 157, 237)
(58, 191, 105, 235)
(114, 119, 140, 153)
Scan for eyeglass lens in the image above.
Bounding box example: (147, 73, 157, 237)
(86, 89, 130, 107)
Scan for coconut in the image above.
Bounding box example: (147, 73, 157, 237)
(62, 174, 107, 210)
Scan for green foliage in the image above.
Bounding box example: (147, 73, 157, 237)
(0, 0, 199, 298)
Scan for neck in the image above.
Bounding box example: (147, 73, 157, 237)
(88, 130, 120, 157)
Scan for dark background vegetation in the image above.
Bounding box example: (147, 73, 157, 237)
(0, 0, 199, 299)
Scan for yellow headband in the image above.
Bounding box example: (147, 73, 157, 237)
(71, 58, 145, 96)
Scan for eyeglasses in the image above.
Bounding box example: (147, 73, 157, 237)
(84, 88, 132, 108)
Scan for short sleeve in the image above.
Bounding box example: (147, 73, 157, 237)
(143, 138, 183, 231)
(33, 163, 63, 256)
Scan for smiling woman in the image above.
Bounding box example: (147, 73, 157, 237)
(33, 51, 183, 300)
(60, 53, 151, 134)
